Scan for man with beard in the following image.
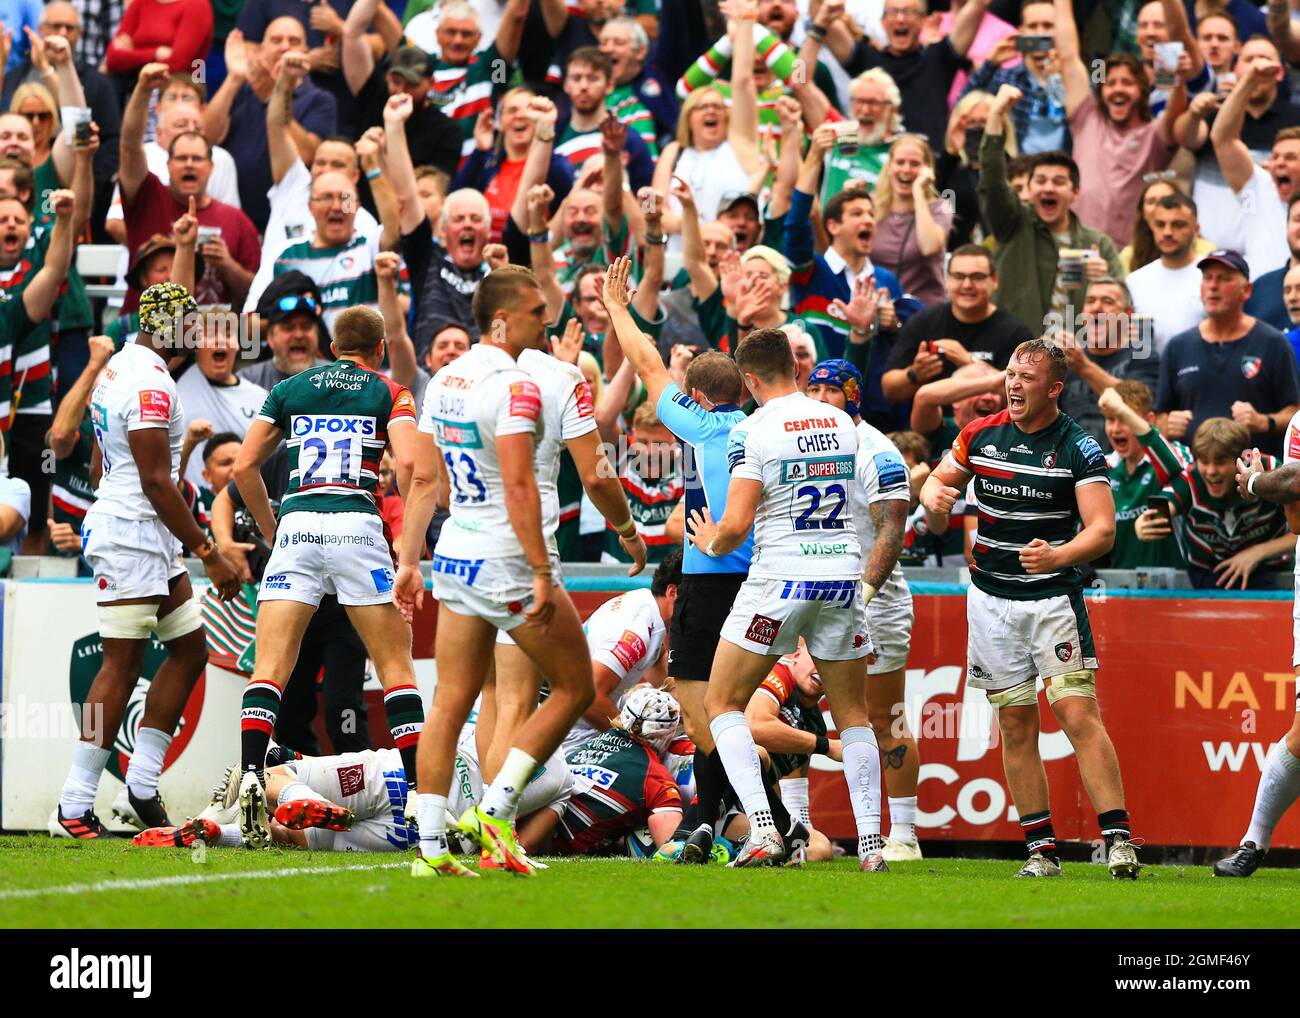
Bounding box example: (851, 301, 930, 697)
(385, 91, 492, 349)
(961, 0, 1069, 155)
(979, 85, 1124, 346)
(119, 64, 261, 312)
(1205, 62, 1299, 281)
(1056, 0, 1182, 248)
(239, 273, 329, 390)
(556, 49, 655, 189)
(599, 17, 677, 150)
(802, 0, 991, 148)
(882, 244, 1032, 403)
(1245, 197, 1300, 330)
(1174, 35, 1300, 252)
(1127, 192, 1209, 349)
(537, 0, 622, 88)
(1057, 277, 1162, 445)
(817, 68, 902, 207)
(345, 0, 529, 160)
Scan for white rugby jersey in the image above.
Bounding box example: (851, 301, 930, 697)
(726, 391, 862, 580)
(89, 343, 184, 520)
(421, 343, 545, 559)
(518, 348, 598, 547)
(1285, 408, 1300, 577)
(852, 420, 912, 603)
(565, 588, 667, 751)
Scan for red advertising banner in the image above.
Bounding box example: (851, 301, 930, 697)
(809, 593, 1299, 847)
(395, 587, 1298, 848)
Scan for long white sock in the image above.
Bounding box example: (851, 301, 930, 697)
(889, 795, 918, 843)
(779, 776, 811, 827)
(710, 712, 774, 832)
(1244, 742, 1300, 849)
(218, 824, 243, 847)
(841, 726, 883, 856)
(125, 726, 172, 799)
(276, 781, 325, 805)
(416, 792, 449, 857)
(481, 747, 538, 821)
(59, 743, 111, 816)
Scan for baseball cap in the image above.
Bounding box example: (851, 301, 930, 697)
(1197, 248, 1250, 278)
(126, 234, 205, 291)
(717, 191, 760, 215)
(256, 270, 324, 325)
(389, 46, 431, 83)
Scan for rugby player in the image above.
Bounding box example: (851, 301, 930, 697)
(920, 339, 1142, 879)
(396, 266, 596, 878)
(53, 281, 243, 838)
(684, 328, 882, 871)
(134, 737, 573, 852)
(1220, 422, 1300, 875)
(743, 642, 838, 863)
(807, 359, 921, 861)
(476, 312, 647, 783)
(603, 259, 806, 865)
(523, 686, 685, 856)
(558, 549, 680, 755)
(232, 306, 421, 849)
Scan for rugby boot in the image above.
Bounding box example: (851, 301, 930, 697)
(1213, 842, 1266, 878)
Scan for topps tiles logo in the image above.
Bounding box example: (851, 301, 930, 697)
(50, 950, 151, 998)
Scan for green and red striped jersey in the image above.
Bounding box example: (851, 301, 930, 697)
(256, 360, 417, 518)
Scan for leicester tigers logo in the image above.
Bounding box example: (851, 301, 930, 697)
(1242, 356, 1262, 380)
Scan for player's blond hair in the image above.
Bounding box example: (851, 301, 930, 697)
(1191, 417, 1249, 462)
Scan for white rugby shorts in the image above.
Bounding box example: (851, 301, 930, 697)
(259, 511, 396, 607)
(965, 584, 1098, 694)
(82, 509, 185, 604)
(433, 553, 562, 633)
(720, 575, 872, 661)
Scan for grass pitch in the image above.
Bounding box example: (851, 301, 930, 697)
(1, 834, 1296, 928)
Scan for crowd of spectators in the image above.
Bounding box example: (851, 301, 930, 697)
(4, 0, 1300, 591)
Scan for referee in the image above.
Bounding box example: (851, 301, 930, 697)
(603, 258, 796, 863)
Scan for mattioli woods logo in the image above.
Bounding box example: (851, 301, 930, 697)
(69, 634, 203, 780)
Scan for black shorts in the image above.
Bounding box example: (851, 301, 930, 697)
(667, 571, 747, 681)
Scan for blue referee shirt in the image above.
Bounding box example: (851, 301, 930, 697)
(656, 383, 753, 575)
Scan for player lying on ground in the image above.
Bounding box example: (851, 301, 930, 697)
(521, 686, 686, 856)
(133, 737, 574, 852)
(1220, 436, 1300, 875)
(920, 338, 1141, 879)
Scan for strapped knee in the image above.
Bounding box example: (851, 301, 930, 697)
(98, 603, 159, 640)
(154, 596, 203, 643)
(1045, 669, 1096, 704)
(987, 678, 1038, 709)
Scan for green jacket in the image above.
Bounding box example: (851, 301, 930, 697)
(978, 130, 1124, 337)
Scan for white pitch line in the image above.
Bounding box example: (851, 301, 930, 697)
(0, 860, 409, 901)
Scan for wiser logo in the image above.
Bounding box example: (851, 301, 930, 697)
(50, 950, 152, 998)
